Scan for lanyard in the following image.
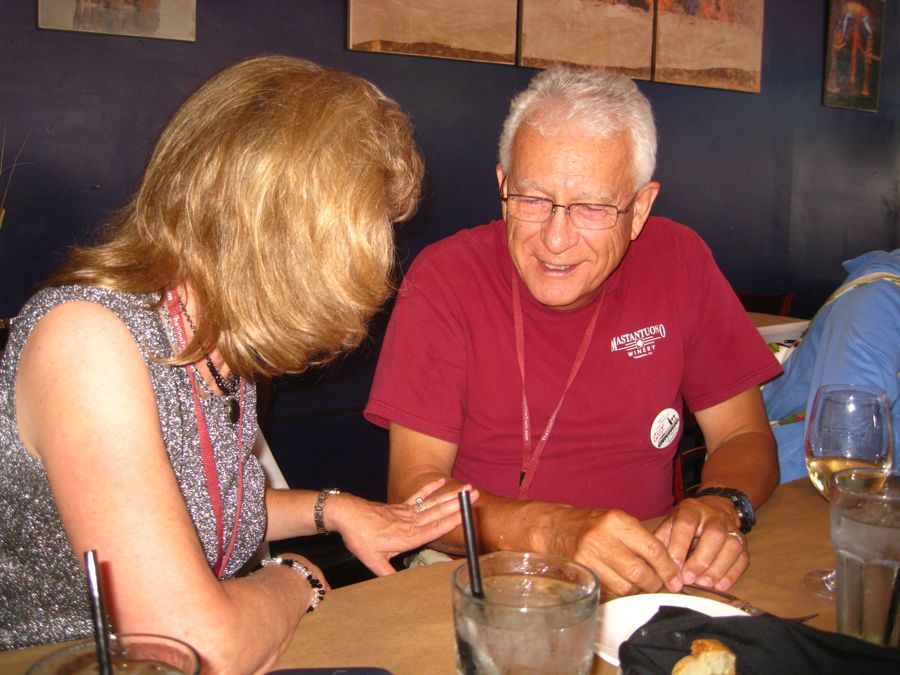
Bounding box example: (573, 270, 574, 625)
(512, 273, 603, 499)
(164, 290, 244, 578)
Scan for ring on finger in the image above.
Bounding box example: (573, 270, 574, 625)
(415, 497, 426, 513)
(726, 530, 745, 547)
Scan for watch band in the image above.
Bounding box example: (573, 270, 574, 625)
(694, 486, 756, 533)
(259, 556, 325, 612)
(314, 488, 341, 535)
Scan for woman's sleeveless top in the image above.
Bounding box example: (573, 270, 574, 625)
(0, 285, 266, 649)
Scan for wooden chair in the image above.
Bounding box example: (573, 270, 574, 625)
(736, 291, 795, 316)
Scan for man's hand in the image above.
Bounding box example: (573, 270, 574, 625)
(653, 496, 748, 591)
(546, 507, 684, 597)
(656, 387, 777, 591)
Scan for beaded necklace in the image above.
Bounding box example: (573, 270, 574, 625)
(177, 298, 240, 424)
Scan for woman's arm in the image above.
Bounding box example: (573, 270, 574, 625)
(16, 301, 311, 674)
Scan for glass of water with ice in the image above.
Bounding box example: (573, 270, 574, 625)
(451, 551, 599, 675)
(830, 467, 900, 647)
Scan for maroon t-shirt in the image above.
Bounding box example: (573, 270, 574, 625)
(365, 218, 781, 519)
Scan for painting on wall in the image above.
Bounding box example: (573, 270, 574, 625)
(654, 0, 764, 92)
(519, 0, 654, 79)
(823, 0, 884, 112)
(348, 0, 517, 65)
(38, 0, 196, 42)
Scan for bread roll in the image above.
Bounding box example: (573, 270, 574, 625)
(671, 638, 737, 675)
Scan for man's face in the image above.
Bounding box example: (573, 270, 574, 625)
(498, 125, 659, 312)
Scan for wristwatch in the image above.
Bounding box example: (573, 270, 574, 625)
(694, 487, 756, 533)
(314, 488, 342, 535)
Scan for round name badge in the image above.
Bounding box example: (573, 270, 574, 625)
(650, 408, 680, 449)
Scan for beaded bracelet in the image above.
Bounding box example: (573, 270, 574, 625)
(259, 556, 326, 612)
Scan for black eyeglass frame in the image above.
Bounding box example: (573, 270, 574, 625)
(500, 177, 639, 231)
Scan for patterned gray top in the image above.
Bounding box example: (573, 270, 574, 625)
(0, 285, 266, 649)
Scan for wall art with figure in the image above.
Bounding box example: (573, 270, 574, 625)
(823, 0, 884, 112)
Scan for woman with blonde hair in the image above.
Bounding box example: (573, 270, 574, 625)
(0, 55, 473, 672)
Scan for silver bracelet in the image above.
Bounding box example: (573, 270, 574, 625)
(258, 556, 325, 612)
(314, 488, 341, 535)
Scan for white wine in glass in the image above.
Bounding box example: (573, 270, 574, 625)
(803, 384, 894, 596)
(807, 456, 888, 498)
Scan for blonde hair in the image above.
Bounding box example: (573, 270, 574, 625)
(52, 55, 423, 379)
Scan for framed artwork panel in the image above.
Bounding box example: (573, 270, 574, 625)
(823, 0, 884, 112)
(37, 0, 196, 42)
(519, 0, 654, 79)
(654, 0, 764, 92)
(348, 0, 517, 65)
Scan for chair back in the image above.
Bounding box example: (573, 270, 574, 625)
(737, 291, 795, 316)
(0, 317, 10, 358)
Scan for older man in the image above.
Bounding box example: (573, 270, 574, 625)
(365, 66, 781, 595)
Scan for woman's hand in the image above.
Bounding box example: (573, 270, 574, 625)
(328, 479, 478, 575)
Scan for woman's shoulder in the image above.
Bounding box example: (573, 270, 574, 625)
(19, 285, 156, 324)
(11, 286, 166, 367)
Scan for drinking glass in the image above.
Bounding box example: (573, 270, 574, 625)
(803, 384, 894, 596)
(830, 467, 900, 647)
(451, 551, 599, 675)
(27, 633, 200, 674)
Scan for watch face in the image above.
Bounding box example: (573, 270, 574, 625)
(733, 493, 755, 531)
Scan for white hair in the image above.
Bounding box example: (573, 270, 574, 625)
(498, 66, 657, 188)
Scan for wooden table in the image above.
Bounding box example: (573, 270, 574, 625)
(1, 479, 836, 674)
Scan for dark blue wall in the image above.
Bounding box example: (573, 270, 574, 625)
(2, 2, 897, 499)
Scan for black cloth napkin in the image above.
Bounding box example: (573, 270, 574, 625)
(619, 606, 900, 675)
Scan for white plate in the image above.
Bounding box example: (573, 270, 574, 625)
(595, 593, 746, 668)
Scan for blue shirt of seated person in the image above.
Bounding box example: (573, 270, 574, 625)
(762, 249, 900, 483)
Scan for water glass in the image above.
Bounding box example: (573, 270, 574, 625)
(830, 467, 900, 647)
(451, 551, 599, 675)
(27, 633, 200, 674)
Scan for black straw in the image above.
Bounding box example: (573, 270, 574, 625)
(458, 490, 484, 599)
(84, 550, 113, 675)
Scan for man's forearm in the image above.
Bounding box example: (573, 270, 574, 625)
(439, 493, 577, 557)
(386, 423, 608, 561)
(397, 473, 588, 559)
(698, 429, 779, 508)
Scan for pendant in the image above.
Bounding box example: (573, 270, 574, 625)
(226, 396, 240, 424)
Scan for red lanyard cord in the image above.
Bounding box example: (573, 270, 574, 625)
(512, 273, 604, 499)
(164, 290, 244, 578)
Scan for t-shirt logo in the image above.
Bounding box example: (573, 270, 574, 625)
(650, 407, 681, 449)
(610, 323, 667, 359)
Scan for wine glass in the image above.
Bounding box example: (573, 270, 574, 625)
(803, 384, 894, 596)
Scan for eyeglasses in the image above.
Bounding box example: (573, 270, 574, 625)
(501, 179, 638, 231)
